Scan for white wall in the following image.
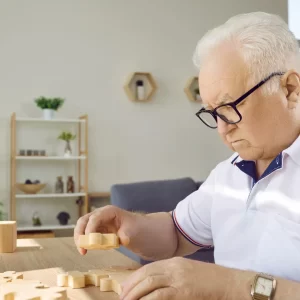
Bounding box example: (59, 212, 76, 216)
(288, 0, 300, 39)
(0, 0, 287, 221)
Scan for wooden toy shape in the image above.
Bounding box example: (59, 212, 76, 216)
(57, 267, 137, 295)
(99, 272, 132, 295)
(0, 279, 67, 300)
(0, 221, 17, 253)
(57, 271, 85, 289)
(0, 271, 23, 284)
(78, 233, 120, 250)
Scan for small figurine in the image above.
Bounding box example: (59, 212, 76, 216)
(57, 211, 70, 225)
(136, 80, 145, 101)
(67, 176, 75, 193)
(55, 176, 64, 193)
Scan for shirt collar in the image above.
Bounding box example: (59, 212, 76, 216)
(282, 135, 300, 166)
(231, 135, 300, 166)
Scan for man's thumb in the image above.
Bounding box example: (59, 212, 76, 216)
(118, 230, 131, 246)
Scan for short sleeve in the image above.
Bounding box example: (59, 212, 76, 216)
(172, 169, 215, 248)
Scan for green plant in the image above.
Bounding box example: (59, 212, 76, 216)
(58, 131, 76, 141)
(0, 202, 7, 221)
(34, 96, 65, 110)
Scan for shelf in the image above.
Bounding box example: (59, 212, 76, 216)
(17, 224, 76, 231)
(16, 117, 85, 123)
(16, 192, 86, 199)
(184, 76, 202, 102)
(15, 156, 86, 160)
(124, 72, 157, 102)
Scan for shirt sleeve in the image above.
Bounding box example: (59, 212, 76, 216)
(172, 169, 215, 248)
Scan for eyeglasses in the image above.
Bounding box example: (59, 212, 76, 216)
(195, 72, 285, 129)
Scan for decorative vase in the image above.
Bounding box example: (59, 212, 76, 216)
(67, 176, 75, 193)
(64, 140, 72, 157)
(55, 176, 64, 193)
(136, 80, 145, 101)
(43, 109, 54, 120)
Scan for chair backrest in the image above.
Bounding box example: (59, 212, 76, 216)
(110, 177, 199, 213)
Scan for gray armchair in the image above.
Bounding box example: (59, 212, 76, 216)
(110, 177, 214, 264)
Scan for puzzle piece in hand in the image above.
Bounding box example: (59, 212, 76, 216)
(0, 271, 23, 284)
(0, 279, 67, 300)
(78, 233, 120, 250)
(57, 266, 137, 295)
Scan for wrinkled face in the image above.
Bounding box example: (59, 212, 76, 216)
(199, 44, 299, 161)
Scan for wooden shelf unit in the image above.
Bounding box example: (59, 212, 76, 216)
(184, 76, 202, 102)
(10, 113, 89, 229)
(124, 72, 157, 102)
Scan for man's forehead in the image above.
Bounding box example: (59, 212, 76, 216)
(199, 76, 240, 107)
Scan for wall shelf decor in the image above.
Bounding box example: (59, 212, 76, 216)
(184, 76, 202, 102)
(10, 113, 89, 232)
(124, 72, 157, 102)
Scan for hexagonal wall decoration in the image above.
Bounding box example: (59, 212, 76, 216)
(184, 76, 202, 102)
(124, 72, 157, 102)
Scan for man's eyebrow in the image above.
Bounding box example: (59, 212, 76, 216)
(215, 93, 234, 106)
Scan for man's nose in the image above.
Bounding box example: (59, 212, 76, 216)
(217, 117, 232, 134)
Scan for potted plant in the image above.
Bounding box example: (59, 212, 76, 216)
(0, 202, 7, 221)
(58, 131, 76, 157)
(34, 96, 65, 120)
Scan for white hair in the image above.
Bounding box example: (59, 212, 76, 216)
(193, 12, 300, 94)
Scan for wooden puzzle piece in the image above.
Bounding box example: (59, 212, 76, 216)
(78, 233, 120, 250)
(57, 267, 137, 295)
(0, 271, 23, 284)
(0, 279, 67, 300)
(99, 272, 132, 295)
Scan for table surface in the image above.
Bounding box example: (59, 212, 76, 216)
(0, 237, 140, 299)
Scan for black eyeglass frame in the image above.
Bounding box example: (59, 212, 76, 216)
(195, 71, 285, 129)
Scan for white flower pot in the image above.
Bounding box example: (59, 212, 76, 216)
(43, 109, 55, 120)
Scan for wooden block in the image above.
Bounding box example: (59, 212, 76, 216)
(0, 280, 67, 300)
(67, 271, 85, 289)
(100, 271, 135, 295)
(78, 233, 120, 250)
(0, 271, 23, 284)
(83, 271, 108, 287)
(56, 273, 68, 287)
(56, 266, 136, 295)
(0, 221, 16, 253)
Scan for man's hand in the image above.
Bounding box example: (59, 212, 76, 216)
(120, 257, 231, 300)
(74, 205, 138, 255)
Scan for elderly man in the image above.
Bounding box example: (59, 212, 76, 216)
(75, 12, 300, 300)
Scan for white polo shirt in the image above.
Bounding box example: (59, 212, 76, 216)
(173, 136, 300, 282)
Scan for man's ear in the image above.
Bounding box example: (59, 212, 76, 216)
(282, 70, 300, 107)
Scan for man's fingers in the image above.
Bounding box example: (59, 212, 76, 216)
(74, 212, 92, 254)
(122, 275, 169, 300)
(121, 262, 163, 299)
(74, 205, 131, 253)
(84, 205, 117, 234)
(140, 288, 175, 300)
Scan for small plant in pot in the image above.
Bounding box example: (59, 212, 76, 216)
(194, 88, 201, 101)
(58, 131, 76, 157)
(34, 96, 65, 120)
(0, 202, 7, 221)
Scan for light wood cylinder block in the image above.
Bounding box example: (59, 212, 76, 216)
(0, 221, 16, 253)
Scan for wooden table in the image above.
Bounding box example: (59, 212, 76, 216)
(0, 237, 140, 299)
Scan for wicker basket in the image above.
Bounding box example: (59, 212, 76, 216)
(16, 183, 46, 194)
